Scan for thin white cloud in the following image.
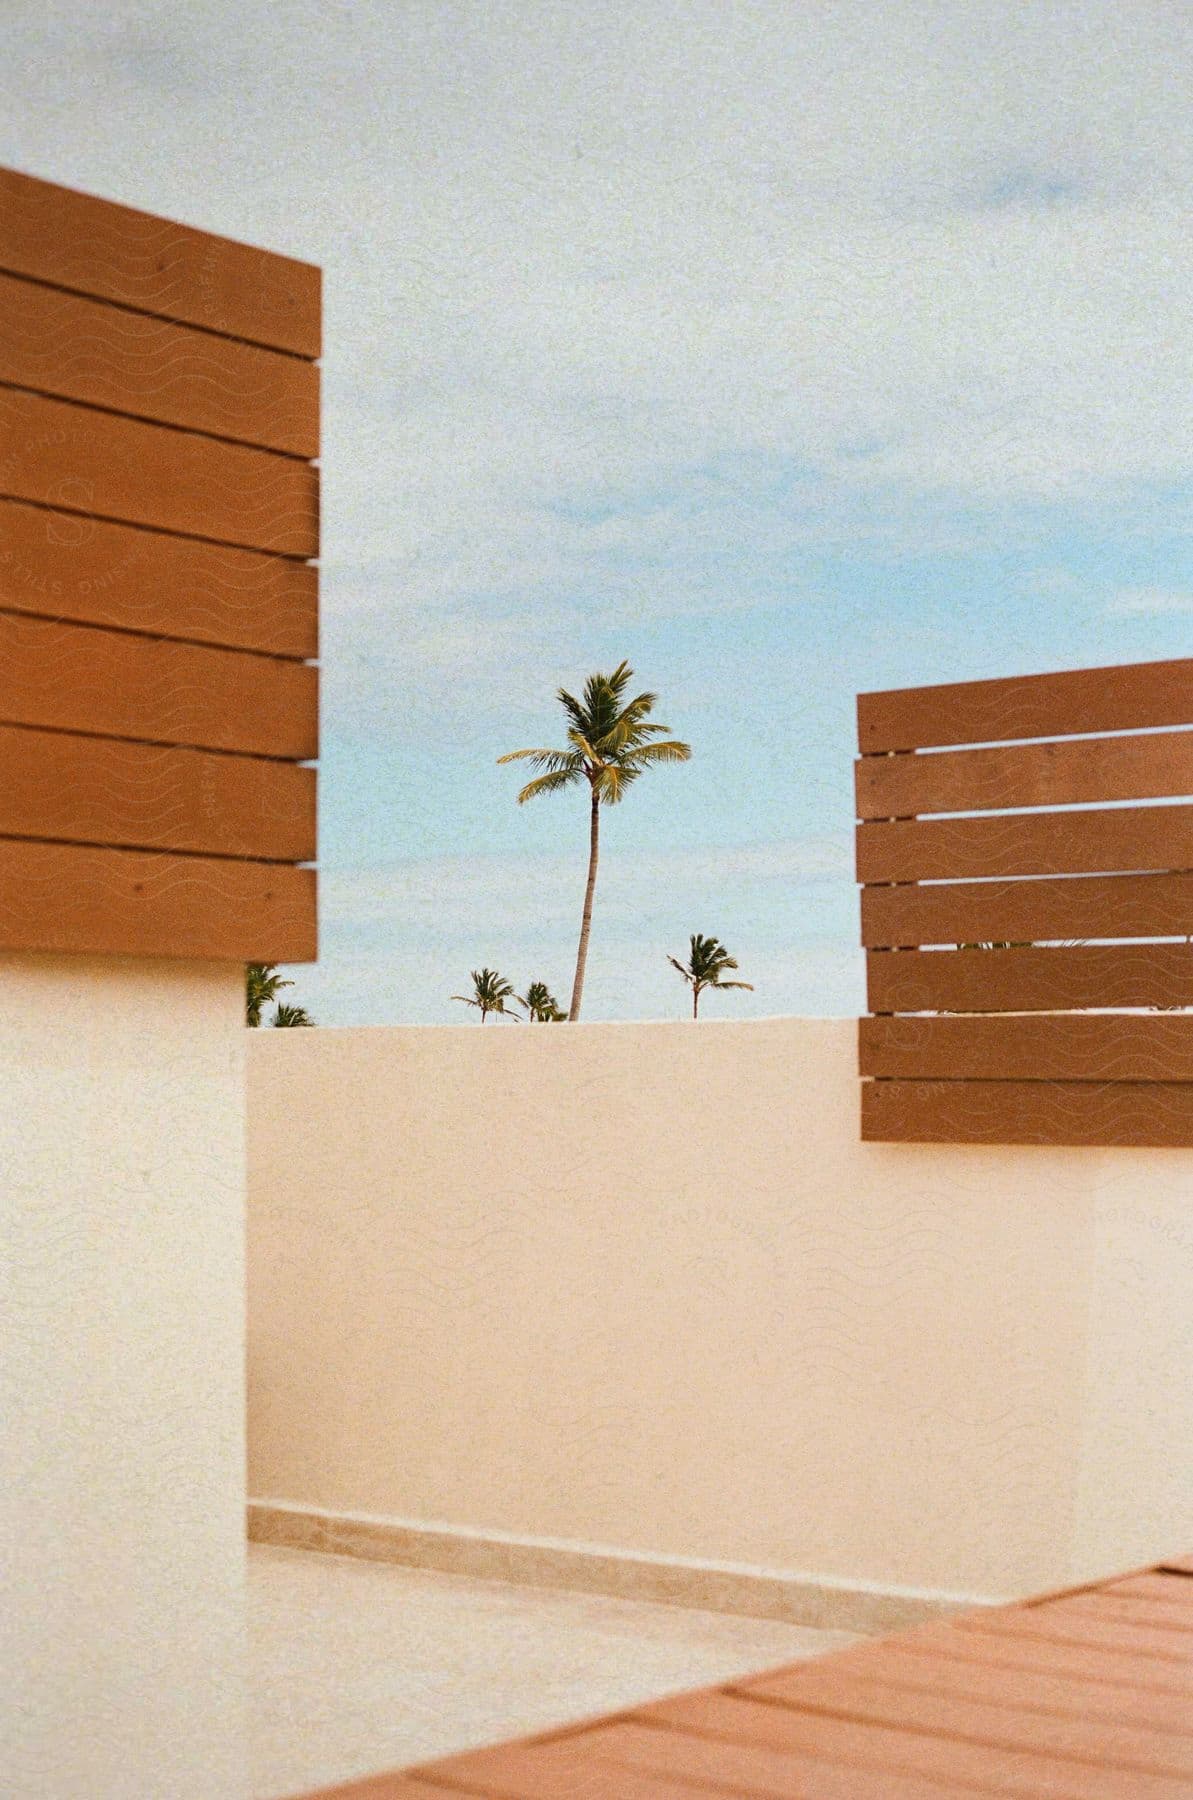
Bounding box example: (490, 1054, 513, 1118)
(1104, 587, 1193, 617)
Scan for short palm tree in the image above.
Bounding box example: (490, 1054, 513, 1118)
(518, 981, 565, 1022)
(273, 1003, 315, 1027)
(246, 963, 293, 1027)
(668, 934, 755, 1019)
(452, 967, 521, 1022)
(499, 661, 691, 1020)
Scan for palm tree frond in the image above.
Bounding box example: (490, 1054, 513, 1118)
(496, 747, 583, 773)
(623, 739, 692, 767)
(273, 1002, 315, 1026)
(595, 762, 640, 803)
(516, 767, 586, 804)
(565, 728, 601, 762)
(246, 962, 294, 1026)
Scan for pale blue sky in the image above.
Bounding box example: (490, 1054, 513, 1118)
(4, 3, 1192, 1022)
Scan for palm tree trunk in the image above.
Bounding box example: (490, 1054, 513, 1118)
(568, 788, 600, 1020)
(693, 985, 699, 1019)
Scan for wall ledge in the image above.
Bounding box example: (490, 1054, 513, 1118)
(247, 1499, 1002, 1635)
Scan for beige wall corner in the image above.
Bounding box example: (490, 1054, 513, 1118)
(1070, 1155, 1193, 1581)
(248, 1018, 1191, 1605)
(1, 954, 248, 1800)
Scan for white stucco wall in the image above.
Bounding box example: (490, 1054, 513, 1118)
(247, 1018, 1193, 1605)
(1, 953, 247, 1800)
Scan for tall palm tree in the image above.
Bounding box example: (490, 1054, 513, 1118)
(517, 980, 565, 1022)
(668, 933, 755, 1019)
(498, 661, 691, 1020)
(273, 1003, 315, 1027)
(452, 967, 521, 1023)
(246, 962, 293, 1027)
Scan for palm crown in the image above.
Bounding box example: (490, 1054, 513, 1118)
(452, 967, 521, 1022)
(518, 981, 565, 1022)
(273, 1002, 315, 1027)
(498, 660, 691, 807)
(246, 962, 293, 1027)
(499, 661, 691, 1019)
(668, 933, 755, 1018)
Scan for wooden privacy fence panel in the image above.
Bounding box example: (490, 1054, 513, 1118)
(0, 168, 319, 962)
(857, 657, 1193, 1146)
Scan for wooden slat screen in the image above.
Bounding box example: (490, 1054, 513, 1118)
(0, 168, 319, 962)
(858, 657, 1193, 1145)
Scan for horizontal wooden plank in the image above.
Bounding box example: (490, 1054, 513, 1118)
(739, 1659, 1193, 1778)
(960, 1603, 1193, 1664)
(1106, 1574, 1193, 1609)
(741, 1637, 1193, 1735)
(860, 658, 1193, 753)
(858, 805, 1193, 883)
(0, 167, 320, 357)
(0, 613, 317, 759)
(0, 838, 315, 961)
(423, 1724, 977, 1798)
(563, 1719, 966, 1799)
(0, 497, 317, 656)
(0, 270, 318, 456)
(861, 871, 1193, 947)
(856, 731, 1193, 819)
(866, 944, 1193, 1014)
(0, 386, 318, 555)
(860, 1015, 1193, 1083)
(1055, 1594, 1193, 1637)
(899, 1618, 1193, 1696)
(861, 1079, 1193, 1147)
(640, 1687, 1176, 1798)
(0, 724, 315, 861)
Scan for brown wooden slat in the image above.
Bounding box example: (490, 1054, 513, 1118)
(858, 805, 1193, 883)
(0, 498, 317, 655)
(739, 1638, 1193, 1735)
(861, 1079, 1193, 1147)
(959, 1604, 1193, 1664)
(737, 1659, 1193, 1778)
(1106, 1574, 1193, 1608)
(0, 167, 320, 357)
(639, 1687, 1175, 1797)
(859, 658, 1193, 753)
(859, 1618, 1193, 1697)
(0, 387, 318, 555)
(0, 837, 314, 961)
(856, 731, 1193, 820)
(0, 613, 317, 759)
(859, 1015, 1193, 1083)
(866, 943, 1193, 1015)
(861, 870, 1193, 947)
(0, 271, 319, 457)
(583, 1719, 970, 1798)
(0, 724, 315, 861)
(418, 1724, 967, 1799)
(1052, 1594, 1193, 1636)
